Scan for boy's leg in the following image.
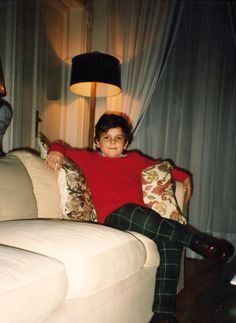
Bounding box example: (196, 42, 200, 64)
(104, 203, 189, 317)
(105, 203, 234, 262)
(152, 241, 183, 314)
(104, 203, 193, 246)
(104, 203, 234, 322)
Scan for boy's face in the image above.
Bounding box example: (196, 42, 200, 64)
(96, 127, 128, 158)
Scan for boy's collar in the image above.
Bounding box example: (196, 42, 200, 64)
(98, 151, 127, 158)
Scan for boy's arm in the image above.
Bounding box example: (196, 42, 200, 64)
(45, 143, 66, 172)
(48, 142, 66, 154)
(171, 167, 192, 203)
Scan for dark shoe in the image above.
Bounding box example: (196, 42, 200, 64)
(190, 234, 234, 263)
(149, 313, 178, 323)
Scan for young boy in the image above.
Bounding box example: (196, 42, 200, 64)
(45, 113, 234, 323)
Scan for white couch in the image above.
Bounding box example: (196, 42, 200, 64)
(0, 150, 185, 323)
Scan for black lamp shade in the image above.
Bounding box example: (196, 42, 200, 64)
(70, 52, 121, 97)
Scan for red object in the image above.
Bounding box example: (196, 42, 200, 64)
(49, 144, 188, 223)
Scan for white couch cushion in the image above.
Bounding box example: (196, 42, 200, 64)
(0, 155, 37, 221)
(0, 244, 67, 323)
(9, 150, 61, 218)
(0, 219, 147, 299)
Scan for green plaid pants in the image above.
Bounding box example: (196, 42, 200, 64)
(104, 203, 193, 314)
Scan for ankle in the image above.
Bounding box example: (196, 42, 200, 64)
(189, 234, 200, 249)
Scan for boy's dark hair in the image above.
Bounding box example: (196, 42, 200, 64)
(94, 113, 133, 145)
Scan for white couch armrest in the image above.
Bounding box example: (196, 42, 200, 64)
(128, 232, 160, 267)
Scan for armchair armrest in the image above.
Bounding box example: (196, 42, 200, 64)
(175, 181, 184, 213)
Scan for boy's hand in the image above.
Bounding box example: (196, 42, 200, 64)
(183, 177, 192, 203)
(45, 151, 64, 172)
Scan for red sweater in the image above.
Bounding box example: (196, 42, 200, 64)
(49, 144, 188, 223)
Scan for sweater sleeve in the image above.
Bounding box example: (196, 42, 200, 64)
(48, 142, 81, 165)
(137, 152, 189, 182)
(48, 142, 66, 155)
(49, 145, 189, 182)
(171, 167, 189, 182)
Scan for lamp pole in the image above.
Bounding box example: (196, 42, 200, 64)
(88, 82, 97, 149)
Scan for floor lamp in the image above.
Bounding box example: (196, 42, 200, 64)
(0, 60, 13, 157)
(69, 52, 121, 148)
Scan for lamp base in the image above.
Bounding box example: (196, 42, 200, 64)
(0, 98, 13, 156)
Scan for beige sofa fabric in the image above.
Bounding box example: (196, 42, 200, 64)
(0, 155, 37, 220)
(0, 244, 67, 323)
(0, 219, 152, 299)
(10, 150, 61, 218)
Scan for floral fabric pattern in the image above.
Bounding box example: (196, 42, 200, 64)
(58, 158, 97, 222)
(141, 161, 187, 224)
(37, 134, 97, 222)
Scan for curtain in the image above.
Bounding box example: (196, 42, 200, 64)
(106, 0, 184, 130)
(133, 1, 236, 255)
(39, 1, 91, 148)
(0, 0, 91, 151)
(228, 1, 236, 47)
